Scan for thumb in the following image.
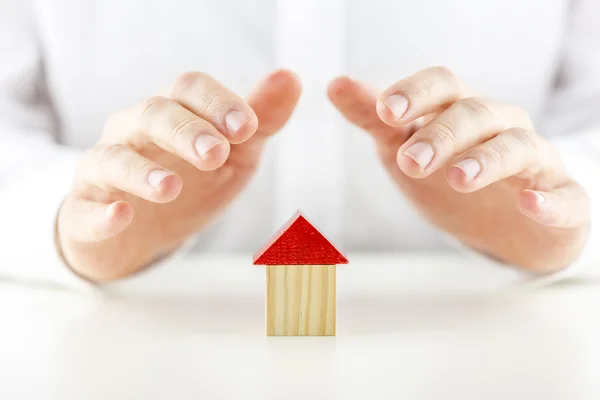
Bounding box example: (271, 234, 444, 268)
(328, 77, 420, 149)
(247, 69, 302, 139)
(229, 69, 301, 159)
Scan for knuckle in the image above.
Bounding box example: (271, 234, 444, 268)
(98, 144, 125, 166)
(139, 96, 171, 119)
(511, 127, 538, 151)
(428, 121, 460, 145)
(410, 78, 432, 100)
(430, 65, 462, 91)
(430, 65, 457, 82)
(170, 117, 200, 140)
(458, 97, 494, 120)
(403, 66, 461, 104)
(78, 144, 125, 180)
(172, 71, 208, 97)
(481, 142, 508, 165)
(199, 89, 226, 117)
(122, 159, 154, 183)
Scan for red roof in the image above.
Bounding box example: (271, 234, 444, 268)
(253, 211, 349, 265)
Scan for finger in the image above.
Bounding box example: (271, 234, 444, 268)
(166, 72, 258, 144)
(327, 76, 422, 148)
(104, 97, 230, 171)
(77, 144, 183, 203)
(58, 198, 133, 243)
(518, 184, 590, 228)
(230, 69, 302, 156)
(376, 66, 475, 126)
(248, 69, 302, 137)
(446, 127, 545, 193)
(396, 97, 533, 178)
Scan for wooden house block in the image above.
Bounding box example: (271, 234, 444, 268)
(254, 211, 349, 336)
(266, 265, 336, 336)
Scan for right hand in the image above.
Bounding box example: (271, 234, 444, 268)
(56, 70, 302, 282)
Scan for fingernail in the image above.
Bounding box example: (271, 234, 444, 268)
(533, 191, 546, 205)
(225, 110, 250, 136)
(147, 170, 171, 189)
(382, 94, 408, 119)
(454, 158, 482, 181)
(194, 135, 222, 158)
(403, 142, 434, 170)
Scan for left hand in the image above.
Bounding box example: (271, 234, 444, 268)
(328, 66, 590, 273)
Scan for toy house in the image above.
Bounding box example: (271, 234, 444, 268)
(253, 210, 349, 336)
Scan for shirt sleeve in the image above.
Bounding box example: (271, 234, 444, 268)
(534, 0, 600, 282)
(457, 0, 600, 285)
(0, 0, 93, 289)
(0, 1, 95, 290)
(0, 1, 201, 291)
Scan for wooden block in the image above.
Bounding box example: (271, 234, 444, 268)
(253, 211, 348, 266)
(254, 210, 348, 337)
(266, 265, 336, 336)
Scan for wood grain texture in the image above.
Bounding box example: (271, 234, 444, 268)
(253, 211, 348, 265)
(266, 265, 336, 336)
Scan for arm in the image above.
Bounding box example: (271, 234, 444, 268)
(432, 0, 600, 284)
(0, 0, 91, 288)
(327, 0, 600, 283)
(0, 2, 302, 288)
(536, 0, 600, 280)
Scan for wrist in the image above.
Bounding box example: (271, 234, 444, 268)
(468, 224, 590, 274)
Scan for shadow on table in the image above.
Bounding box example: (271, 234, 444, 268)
(51, 291, 590, 400)
(338, 293, 525, 334)
(53, 290, 570, 336)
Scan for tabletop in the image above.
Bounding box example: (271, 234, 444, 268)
(1, 253, 600, 400)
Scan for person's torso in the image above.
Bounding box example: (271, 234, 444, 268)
(35, 0, 569, 252)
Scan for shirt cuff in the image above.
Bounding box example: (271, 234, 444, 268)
(0, 148, 200, 292)
(0, 149, 95, 290)
(450, 128, 600, 287)
(446, 228, 598, 290)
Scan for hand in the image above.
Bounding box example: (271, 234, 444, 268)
(328, 67, 590, 273)
(57, 70, 301, 282)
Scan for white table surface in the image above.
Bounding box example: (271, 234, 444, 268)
(2, 252, 600, 400)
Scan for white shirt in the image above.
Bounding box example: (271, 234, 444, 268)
(0, 0, 599, 290)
